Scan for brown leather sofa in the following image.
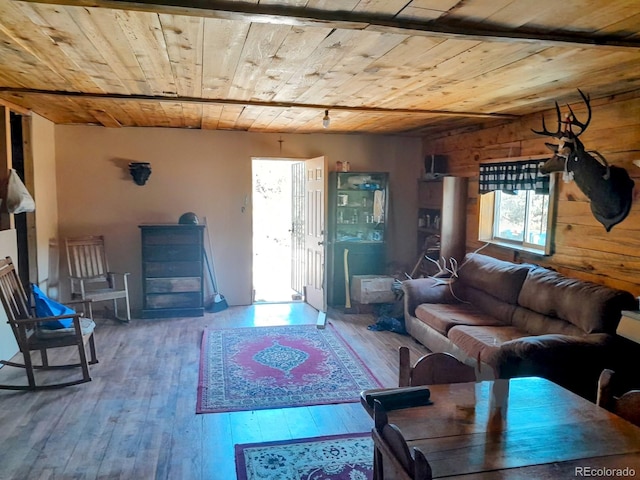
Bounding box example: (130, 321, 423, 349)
(402, 253, 637, 399)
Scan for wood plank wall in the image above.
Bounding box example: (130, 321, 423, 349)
(423, 89, 640, 297)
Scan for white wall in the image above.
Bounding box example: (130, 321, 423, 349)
(0, 231, 18, 359)
(55, 126, 422, 313)
(30, 114, 59, 296)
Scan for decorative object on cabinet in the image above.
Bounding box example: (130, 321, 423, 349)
(139, 224, 205, 318)
(328, 172, 389, 308)
(178, 211, 199, 225)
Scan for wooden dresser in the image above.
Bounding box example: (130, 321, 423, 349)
(139, 224, 205, 318)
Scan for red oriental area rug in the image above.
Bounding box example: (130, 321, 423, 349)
(196, 324, 381, 413)
(235, 433, 373, 480)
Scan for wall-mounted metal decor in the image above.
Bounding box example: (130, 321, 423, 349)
(129, 162, 151, 186)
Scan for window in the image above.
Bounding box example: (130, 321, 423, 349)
(478, 157, 555, 255)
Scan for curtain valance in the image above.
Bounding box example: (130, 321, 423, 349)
(479, 160, 549, 195)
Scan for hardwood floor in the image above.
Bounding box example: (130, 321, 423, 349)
(0, 303, 430, 480)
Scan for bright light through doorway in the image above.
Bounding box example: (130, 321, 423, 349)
(252, 159, 303, 303)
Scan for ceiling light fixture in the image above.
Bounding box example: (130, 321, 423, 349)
(322, 110, 330, 128)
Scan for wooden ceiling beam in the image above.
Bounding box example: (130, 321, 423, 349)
(0, 97, 30, 115)
(0, 88, 520, 120)
(89, 109, 122, 128)
(18, 0, 640, 49)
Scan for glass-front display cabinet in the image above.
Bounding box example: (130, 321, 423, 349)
(327, 172, 389, 307)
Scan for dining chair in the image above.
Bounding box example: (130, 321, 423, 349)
(65, 235, 131, 322)
(361, 347, 476, 417)
(597, 368, 640, 427)
(372, 400, 432, 480)
(398, 347, 477, 387)
(0, 257, 97, 390)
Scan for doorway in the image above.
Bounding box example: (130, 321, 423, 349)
(252, 159, 304, 303)
(9, 113, 31, 289)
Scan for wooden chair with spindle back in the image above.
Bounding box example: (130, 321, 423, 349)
(65, 235, 131, 322)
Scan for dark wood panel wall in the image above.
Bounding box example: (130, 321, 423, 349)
(423, 89, 640, 297)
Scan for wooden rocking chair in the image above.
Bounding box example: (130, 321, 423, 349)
(65, 235, 131, 322)
(0, 257, 97, 390)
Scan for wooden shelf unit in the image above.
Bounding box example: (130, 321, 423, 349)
(415, 177, 468, 278)
(327, 172, 389, 307)
(416, 179, 443, 277)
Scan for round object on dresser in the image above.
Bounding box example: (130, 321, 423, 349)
(178, 212, 199, 224)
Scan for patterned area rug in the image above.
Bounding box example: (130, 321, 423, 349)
(235, 433, 373, 480)
(197, 324, 381, 413)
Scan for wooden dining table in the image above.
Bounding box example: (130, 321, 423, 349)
(370, 377, 640, 479)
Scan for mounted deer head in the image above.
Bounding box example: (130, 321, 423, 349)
(533, 90, 634, 232)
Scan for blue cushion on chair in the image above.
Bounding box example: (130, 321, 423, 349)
(32, 284, 75, 329)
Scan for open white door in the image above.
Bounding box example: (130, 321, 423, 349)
(303, 156, 327, 323)
(290, 161, 304, 298)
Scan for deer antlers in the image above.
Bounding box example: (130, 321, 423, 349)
(531, 101, 564, 138)
(424, 256, 459, 286)
(532, 89, 591, 138)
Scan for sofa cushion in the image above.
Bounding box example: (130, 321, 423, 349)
(402, 278, 459, 317)
(458, 253, 532, 305)
(461, 285, 518, 325)
(511, 306, 585, 337)
(36, 317, 95, 339)
(447, 325, 529, 366)
(517, 267, 638, 334)
(415, 303, 506, 336)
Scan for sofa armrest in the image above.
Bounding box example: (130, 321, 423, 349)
(493, 333, 616, 400)
(496, 333, 614, 365)
(402, 278, 459, 318)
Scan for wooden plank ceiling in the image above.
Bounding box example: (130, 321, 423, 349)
(0, 0, 639, 136)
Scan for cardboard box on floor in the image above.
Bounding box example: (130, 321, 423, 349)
(351, 275, 395, 304)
